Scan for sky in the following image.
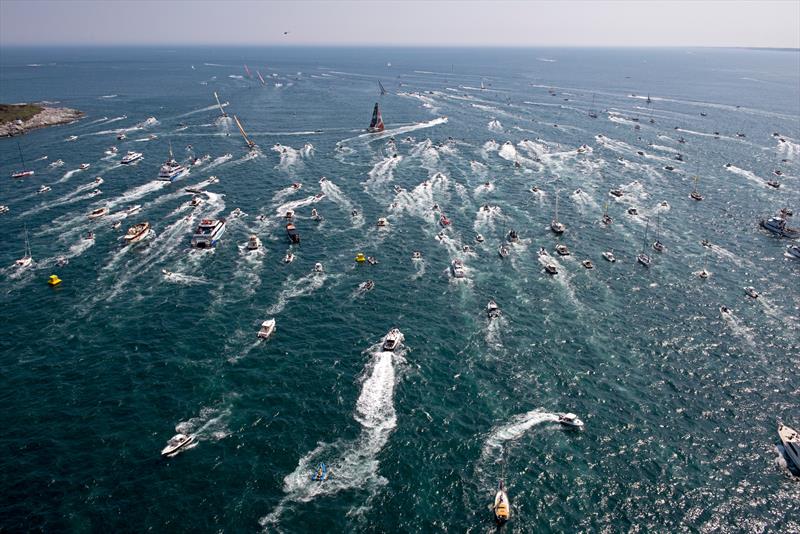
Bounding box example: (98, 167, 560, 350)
(1, 0, 798, 48)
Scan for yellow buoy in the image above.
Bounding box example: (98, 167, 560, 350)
(355, 252, 366, 263)
(48, 274, 62, 286)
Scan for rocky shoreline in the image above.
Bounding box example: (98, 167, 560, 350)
(0, 105, 84, 137)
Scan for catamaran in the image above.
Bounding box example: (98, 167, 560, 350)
(213, 91, 227, 118)
(11, 142, 34, 178)
(234, 115, 257, 150)
(158, 143, 188, 182)
(367, 103, 385, 133)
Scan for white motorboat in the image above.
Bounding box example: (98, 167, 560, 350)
(0, 205, 9, 214)
(158, 144, 188, 181)
(106, 146, 118, 155)
(314, 262, 324, 273)
(37, 185, 51, 194)
(257, 318, 276, 339)
(121, 151, 143, 164)
(283, 251, 294, 263)
(493, 481, 510, 525)
(498, 245, 510, 258)
(49, 159, 65, 168)
(117, 133, 127, 140)
(161, 433, 196, 457)
(475, 234, 485, 243)
(66, 135, 78, 142)
(761, 217, 799, 239)
(359, 280, 375, 292)
(89, 189, 102, 197)
(778, 423, 800, 469)
(451, 259, 466, 278)
(382, 328, 404, 351)
(602, 251, 616, 263)
(190, 218, 226, 248)
(230, 208, 245, 218)
(558, 413, 584, 428)
(190, 196, 204, 207)
(311, 208, 322, 221)
(246, 234, 262, 251)
(555, 244, 570, 256)
(544, 263, 558, 275)
(507, 229, 519, 243)
(377, 217, 388, 227)
(124, 222, 150, 243)
(411, 251, 422, 260)
(744, 286, 759, 299)
(720, 305, 731, 316)
(88, 207, 109, 219)
(581, 259, 594, 269)
(285, 209, 295, 220)
(787, 244, 800, 259)
(487, 300, 501, 319)
(94, 176, 104, 185)
(80, 163, 90, 170)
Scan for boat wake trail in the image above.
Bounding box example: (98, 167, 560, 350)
(720, 308, 757, 347)
(338, 117, 447, 144)
(480, 409, 559, 462)
(266, 271, 329, 315)
(363, 155, 401, 196)
(175, 401, 234, 444)
(320, 179, 363, 227)
(725, 165, 767, 187)
(260, 339, 405, 529)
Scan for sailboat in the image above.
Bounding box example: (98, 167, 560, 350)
(244, 64, 252, 78)
(378, 80, 387, 95)
(213, 92, 227, 118)
(481, 78, 486, 90)
(647, 95, 655, 124)
(15, 227, 33, 267)
(652, 213, 665, 252)
(690, 176, 703, 201)
(637, 220, 652, 267)
(367, 103, 385, 133)
(588, 94, 598, 119)
(233, 115, 257, 150)
(11, 142, 35, 178)
(256, 70, 266, 86)
(550, 190, 565, 234)
(602, 203, 612, 225)
(646, 94, 652, 104)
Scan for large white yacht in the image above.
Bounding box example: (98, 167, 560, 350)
(121, 151, 143, 164)
(190, 218, 226, 248)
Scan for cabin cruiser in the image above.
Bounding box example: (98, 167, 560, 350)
(610, 189, 623, 198)
(760, 217, 799, 238)
(283, 251, 294, 263)
(581, 260, 594, 269)
(158, 151, 189, 181)
(257, 319, 276, 339)
(788, 245, 800, 259)
(627, 207, 639, 216)
(778, 423, 800, 469)
(121, 151, 143, 164)
(451, 259, 466, 278)
(744, 286, 759, 299)
(558, 413, 584, 428)
(190, 218, 226, 248)
(555, 244, 570, 256)
(602, 251, 616, 263)
(377, 217, 388, 227)
(161, 433, 195, 458)
(475, 234, 485, 243)
(498, 245, 510, 258)
(551, 219, 565, 234)
(439, 214, 451, 227)
(246, 234, 262, 251)
(359, 280, 375, 292)
(80, 163, 90, 170)
(284, 209, 295, 220)
(314, 262, 324, 273)
(493, 481, 510, 525)
(544, 263, 558, 275)
(124, 222, 150, 243)
(88, 207, 109, 219)
(507, 230, 519, 243)
(286, 223, 300, 244)
(652, 240, 665, 252)
(190, 196, 203, 207)
(37, 185, 51, 194)
(411, 251, 422, 260)
(487, 300, 501, 319)
(766, 180, 781, 189)
(382, 328, 404, 351)
(637, 252, 651, 267)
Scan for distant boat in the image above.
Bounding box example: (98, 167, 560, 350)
(367, 103, 385, 133)
(244, 64, 252, 78)
(652, 213, 665, 252)
(646, 94, 652, 104)
(378, 80, 387, 95)
(588, 94, 598, 119)
(690, 176, 703, 201)
(213, 91, 227, 118)
(637, 220, 652, 267)
(256, 70, 266, 86)
(158, 142, 188, 182)
(14, 227, 33, 267)
(11, 142, 34, 179)
(480, 78, 486, 90)
(778, 423, 800, 469)
(233, 115, 257, 150)
(550, 190, 565, 234)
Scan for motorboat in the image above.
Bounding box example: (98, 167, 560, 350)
(530, 186, 539, 193)
(602, 251, 616, 263)
(351, 209, 358, 217)
(774, 170, 783, 177)
(487, 300, 501, 319)
(359, 280, 375, 292)
(311, 462, 330, 482)
(230, 207, 245, 218)
(292, 182, 302, 190)
(94, 176, 104, 185)
(493, 481, 510, 525)
(558, 413, 584, 428)
(49, 159, 64, 168)
(80, 163, 90, 170)
(412, 251, 422, 260)
(124, 222, 150, 243)
(257, 318, 276, 339)
(720, 306, 731, 315)
(451, 259, 466, 278)
(475, 234, 485, 243)
(161, 433, 196, 458)
(439, 214, 451, 227)
(377, 217, 388, 227)
(610, 189, 624, 197)
(778, 423, 800, 469)
(106, 146, 118, 155)
(760, 217, 799, 239)
(121, 151, 143, 164)
(551, 220, 565, 234)
(637, 253, 651, 267)
(788, 245, 800, 259)
(652, 240, 665, 252)
(286, 223, 300, 244)
(37, 185, 51, 194)
(498, 245, 510, 258)
(190, 218, 226, 248)
(698, 269, 710, 279)
(0, 205, 9, 214)
(88, 207, 109, 219)
(283, 251, 295, 263)
(112, 221, 121, 230)
(311, 208, 322, 221)
(602, 213, 612, 225)
(284, 209, 295, 220)
(190, 196, 203, 207)
(555, 244, 570, 256)
(544, 263, 558, 275)
(382, 328, 404, 351)
(664, 165, 675, 171)
(701, 239, 711, 248)
(66, 135, 78, 142)
(246, 234, 262, 251)
(581, 260, 594, 269)
(766, 180, 781, 189)
(56, 256, 68, 267)
(116, 133, 127, 140)
(507, 230, 519, 243)
(314, 262, 324, 273)
(462, 245, 474, 253)
(627, 207, 639, 216)
(744, 286, 759, 299)
(89, 189, 102, 197)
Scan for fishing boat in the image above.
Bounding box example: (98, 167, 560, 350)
(88, 207, 109, 219)
(11, 142, 35, 178)
(778, 423, 800, 469)
(493, 481, 510, 525)
(15, 228, 33, 268)
(761, 217, 799, 239)
(213, 91, 227, 118)
(382, 328, 404, 351)
(638, 220, 652, 267)
(690, 176, 703, 201)
(233, 115, 257, 150)
(123, 222, 151, 243)
(257, 318, 276, 339)
(487, 300, 501, 319)
(551, 191, 565, 234)
(246, 234, 262, 251)
(121, 151, 143, 164)
(190, 218, 226, 248)
(161, 433, 195, 458)
(367, 103, 385, 133)
(158, 143, 188, 182)
(378, 80, 387, 95)
(451, 259, 466, 278)
(286, 223, 300, 244)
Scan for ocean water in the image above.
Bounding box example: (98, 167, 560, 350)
(1, 46, 798, 532)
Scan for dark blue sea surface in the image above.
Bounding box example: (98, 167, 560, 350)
(1, 46, 799, 532)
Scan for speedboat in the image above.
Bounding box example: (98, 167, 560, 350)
(94, 176, 104, 185)
(286, 223, 300, 244)
(124, 222, 150, 243)
(778, 423, 800, 469)
(411, 251, 422, 260)
(602, 251, 616, 263)
(359, 280, 375, 292)
(246, 234, 262, 251)
(314, 262, 324, 273)
(439, 214, 451, 227)
(507, 230, 519, 243)
(283, 251, 294, 263)
(37, 185, 51, 194)
(311, 208, 322, 221)
(744, 286, 759, 299)
(551, 219, 566, 234)
(66, 135, 78, 142)
(766, 180, 781, 189)
(121, 151, 143, 164)
(760, 217, 799, 239)
(377, 217, 388, 227)
(451, 259, 466, 278)
(788, 244, 800, 259)
(80, 163, 90, 170)
(487, 300, 501, 319)
(0, 205, 9, 214)
(610, 189, 624, 197)
(581, 260, 594, 269)
(382, 328, 404, 351)
(493, 481, 510, 525)
(190, 218, 226, 248)
(498, 245, 510, 258)
(555, 244, 570, 256)
(475, 234, 485, 243)
(88, 207, 109, 219)
(637, 253, 651, 267)
(284, 209, 295, 220)
(558, 413, 584, 428)
(698, 269, 709, 279)
(161, 433, 196, 457)
(257, 318, 276, 339)
(652, 240, 665, 252)
(544, 263, 558, 275)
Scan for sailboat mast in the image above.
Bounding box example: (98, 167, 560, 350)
(213, 92, 227, 117)
(233, 115, 254, 148)
(642, 220, 649, 253)
(17, 141, 25, 166)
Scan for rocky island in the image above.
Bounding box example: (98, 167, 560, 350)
(0, 103, 84, 137)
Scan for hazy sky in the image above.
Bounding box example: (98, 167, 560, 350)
(1, 0, 798, 48)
